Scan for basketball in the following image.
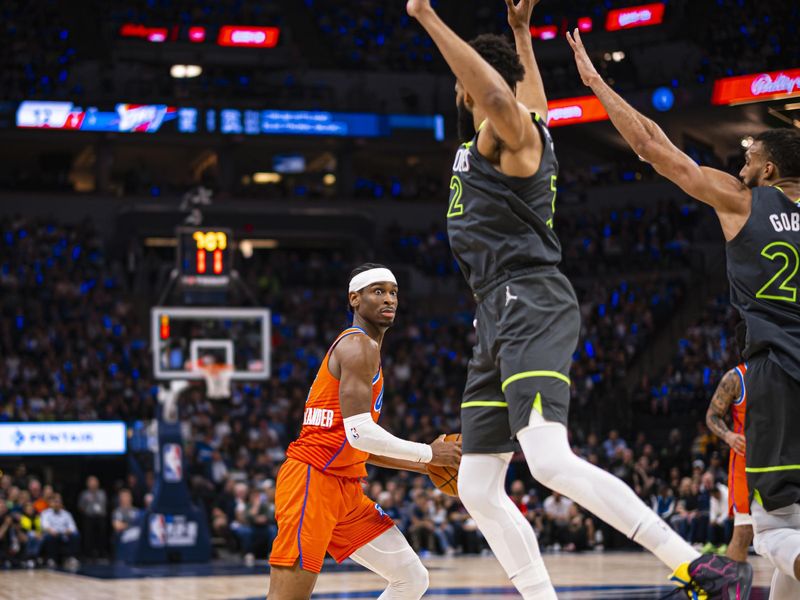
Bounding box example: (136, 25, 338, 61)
(427, 433, 461, 497)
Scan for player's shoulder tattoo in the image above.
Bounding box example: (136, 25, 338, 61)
(710, 368, 740, 413)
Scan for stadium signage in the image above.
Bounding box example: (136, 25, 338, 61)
(712, 69, 800, 105)
(529, 25, 558, 41)
(16, 101, 177, 132)
(15, 101, 445, 139)
(605, 3, 665, 31)
(547, 96, 609, 127)
(188, 27, 206, 43)
(0, 422, 126, 455)
(119, 23, 168, 42)
(149, 514, 199, 547)
(217, 26, 280, 48)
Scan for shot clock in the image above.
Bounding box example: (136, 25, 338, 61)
(177, 227, 232, 288)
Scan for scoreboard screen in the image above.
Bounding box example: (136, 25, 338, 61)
(177, 227, 232, 288)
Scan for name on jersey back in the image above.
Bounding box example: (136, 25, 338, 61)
(304, 407, 334, 428)
(769, 212, 800, 233)
(453, 148, 470, 173)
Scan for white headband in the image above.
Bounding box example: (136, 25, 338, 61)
(348, 268, 397, 293)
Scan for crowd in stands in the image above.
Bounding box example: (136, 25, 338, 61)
(108, 0, 282, 28)
(0, 217, 156, 424)
(689, 1, 800, 82)
(632, 293, 741, 423)
(0, 425, 741, 565)
(3, 0, 797, 111)
(0, 210, 737, 567)
(0, 0, 79, 100)
(0, 475, 81, 569)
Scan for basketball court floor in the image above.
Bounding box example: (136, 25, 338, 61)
(3, 552, 774, 600)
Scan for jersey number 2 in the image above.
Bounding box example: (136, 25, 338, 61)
(447, 176, 464, 218)
(756, 241, 799, 303)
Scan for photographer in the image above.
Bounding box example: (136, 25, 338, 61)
(0, 501, 27, 567)
(20, 501, 43, 566)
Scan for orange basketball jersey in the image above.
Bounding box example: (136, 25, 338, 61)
(286, 327, 383, 479)
(728, 362, 749, 515)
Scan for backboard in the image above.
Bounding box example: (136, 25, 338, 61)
(151, 307, 270, 380)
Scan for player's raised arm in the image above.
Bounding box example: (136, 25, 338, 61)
(706, 369, 746, 457)
(337, 335, 460, 468)
(566, 29, 751, 239)
(507, 0, 548, 119)
(407, 0, 530, 150)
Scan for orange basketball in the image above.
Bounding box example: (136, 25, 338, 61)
(427, 433, 461, 497)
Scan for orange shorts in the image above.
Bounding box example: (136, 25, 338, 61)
(269, 458, 394, 573)
(728, 452, 750, 516)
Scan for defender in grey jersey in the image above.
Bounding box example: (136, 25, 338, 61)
(450, 106, 580, 453)
(409, 2, 747, 599)
(570, 26, 798, 600)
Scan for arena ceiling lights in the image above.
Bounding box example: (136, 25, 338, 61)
(712, 68, 800, 106)
(170, 65, 202, 79)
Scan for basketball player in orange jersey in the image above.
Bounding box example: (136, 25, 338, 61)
(267, 263, 462, 600)
(706, 324, 753, 562)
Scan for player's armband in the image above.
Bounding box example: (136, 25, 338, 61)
(343, 413, 433, 463)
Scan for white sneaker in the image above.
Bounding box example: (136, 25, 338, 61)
(244, 553, 255, 567)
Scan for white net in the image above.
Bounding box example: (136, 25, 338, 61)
(200, 364, 233, 399)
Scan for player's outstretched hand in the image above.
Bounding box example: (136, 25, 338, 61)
(506, 0, 540, 31)
(429, 434, 462, 468)
(406, 0, 432, 19)
(726, 432, 746, 457)
(566, 28, 600, 87)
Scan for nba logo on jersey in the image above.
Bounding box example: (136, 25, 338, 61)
(149, 513, 167, 548)
(163, 443, 183, 482)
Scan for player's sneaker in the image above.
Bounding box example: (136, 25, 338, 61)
(665, 554, 752, 600)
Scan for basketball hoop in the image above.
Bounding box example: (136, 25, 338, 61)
(197, 363, 233, 400)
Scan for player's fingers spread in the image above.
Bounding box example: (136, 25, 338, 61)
(566, 31, 576, 48)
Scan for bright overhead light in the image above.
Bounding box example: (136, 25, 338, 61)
(252, 172, 282, 184)
(611, 51, 626, 62)
(741, 136, 754, 148)
(323, 173, 336, 186)
(170, 64, 202, 79)
(239, 239, 253, 258)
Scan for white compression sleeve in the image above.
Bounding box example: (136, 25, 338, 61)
(769, 568, 800, 600)
(343, 413, 433, 463)
(349, 526, 429, 600)
(458, 453, 556, 600)
(518, 419, 699, 571)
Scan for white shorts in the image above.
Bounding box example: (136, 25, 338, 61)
(733, 511, 753, 527)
